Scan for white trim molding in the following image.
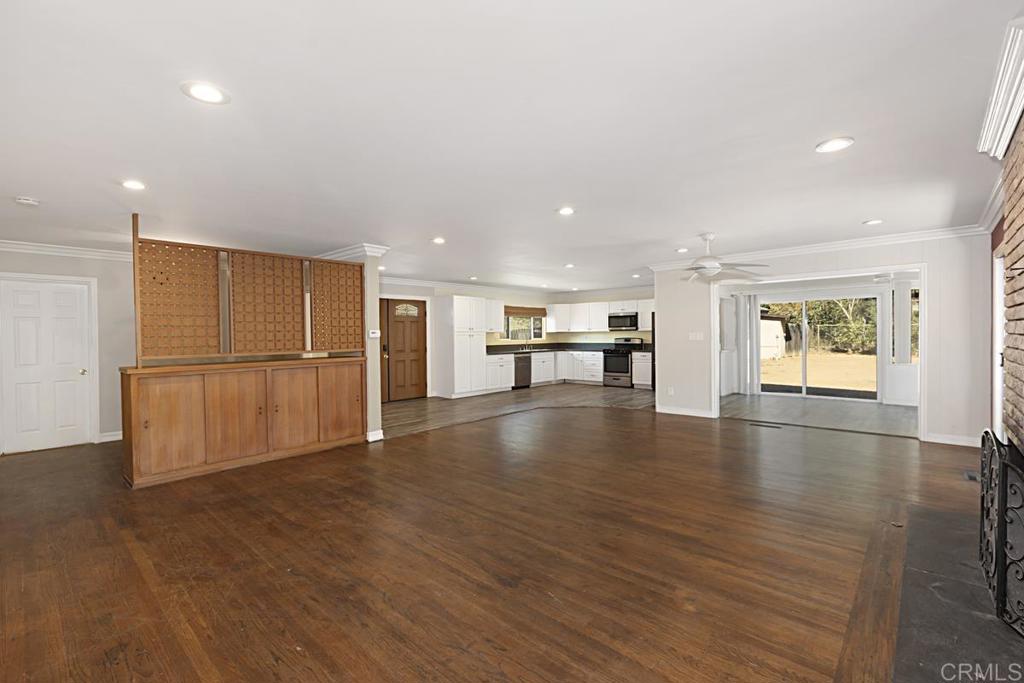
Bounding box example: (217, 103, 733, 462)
(924, 432, 981, 448)
(366, 429, 384, 442)
(650, 225, 985, 271)
(317, 243, 390, 261)
(98, 431, 123, 443)
(979, 17, 1024, 159)
(380, 275, 543, 297)
(979, 174, 1006, 233)
(0, 239, 131, 262)
(654, 403, 717, 419)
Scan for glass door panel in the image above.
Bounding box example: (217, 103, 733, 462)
(805, 298, 878, 399)
(759, 302, 804, 394)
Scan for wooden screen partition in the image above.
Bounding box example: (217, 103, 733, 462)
(311, 260, 364, 351)
(230, 252, 306, 353)
(136, 240, 221, 358)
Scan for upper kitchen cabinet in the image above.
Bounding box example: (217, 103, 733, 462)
(609, 300, 638, 314)
(453, 295, 487, 332)
(486, 299, 505, 333)
(570, 303, 590, 332)
(547, 304, 570, 333)
(639, 299, 655, 331)
(588, 302, 610, 331)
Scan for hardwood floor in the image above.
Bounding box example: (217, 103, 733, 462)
(382, 382, 656, 438)
(1, 407, 977, 681)
(720, 393, 919, 438)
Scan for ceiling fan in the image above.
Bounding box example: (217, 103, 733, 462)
(682, 233, 769, 282)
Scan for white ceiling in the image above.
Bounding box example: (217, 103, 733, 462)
(1, 0, 1019, 291)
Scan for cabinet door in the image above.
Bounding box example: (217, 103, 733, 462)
(501, 361, 515, 388)
(470, 333, 487, 391)
(486, 362, 502, 389)
(270, 367, 319, 450)
(473, 297, 488, 331)
(486, 299, 505, 333)
(454, 332, 472, 392)
(570, 303, 589, 331)
(136, 375, 206, 475)
(588, 302, 610, 331)
(318, 363, 364, 442)
(205, 370, 269, 463)
(639, 299, 655, 331)
(453, 296, 475, 331)
(547, 304, 570, 333)
(609, 300, 638, 314)
(633, 361, 652, 385)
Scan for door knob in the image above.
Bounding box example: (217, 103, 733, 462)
(79, 368, 88, 375)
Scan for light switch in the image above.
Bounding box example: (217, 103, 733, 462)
(688, 331, 704, 341)
(368, 329, 382, 338)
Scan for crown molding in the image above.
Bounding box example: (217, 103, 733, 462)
(979, 173, 1005, 233)
(979, 17, 1024, 159)
(317, 243, 390, 260)
(380, 275, 543, 296)
(648, 224, 986, 271)
(0, 239, 132, 262)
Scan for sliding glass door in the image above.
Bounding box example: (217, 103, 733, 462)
(805, 298, 877, 399)
(759, 296, 879, 400)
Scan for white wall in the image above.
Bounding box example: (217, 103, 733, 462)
(0, 252, 134, 435)
(653, 271, 715, 417)
(654, 233, 991, 445)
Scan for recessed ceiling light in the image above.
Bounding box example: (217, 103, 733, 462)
(121, 179, 146, 190)
(862, 218, 884, 226)
(676, 247, 689, 254)
(632, 274, 640, 278)
(541, 284, 549, 288)
(572, 287, 579, 291)
(377, 265, 386, 271)
(557, 206, 575, 216)
(814, 136, 855, 153)
(432, 237, 445, 245)
(564, 263, 575, 269)
(13, 196, 39, 207)
(469, 276, 478, 280)
(180, 81, 231, 104)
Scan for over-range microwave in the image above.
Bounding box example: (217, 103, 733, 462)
(608, 312, 638, 331)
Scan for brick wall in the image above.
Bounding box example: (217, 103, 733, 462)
(1003, 117, 1024, 444)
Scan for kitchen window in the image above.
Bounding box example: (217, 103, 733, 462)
(505, 315, 544, 341)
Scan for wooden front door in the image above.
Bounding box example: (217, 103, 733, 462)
(384, 299, 427, 401)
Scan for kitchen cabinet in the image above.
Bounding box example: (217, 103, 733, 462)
(486, 354, 514, 390)
(135, 375, 207, 475)
(609, 300, 638, 314)
(547, 304, 571, 333)
(582, 352, 603, 382)
(453, 295, 486, 332)
(486, 299, 505, 333)
(555, 351, 570, 380)
(318, 363, 365, 442)
(570, 303, 590, 332)
(531, 352, 555, 384)
(639, 299, 655, 331)
(632, 351, 653, 387)
(588, 302, 610, 331)
(454, 331, 487, 393)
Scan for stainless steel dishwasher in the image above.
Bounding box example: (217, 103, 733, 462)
(513, 353, 532, 389)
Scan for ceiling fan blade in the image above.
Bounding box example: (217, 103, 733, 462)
(718, 262, 769, 269)
(713, 268, 762, 281)
(686, 271, 700, 282)
(681, 266, 702, 271)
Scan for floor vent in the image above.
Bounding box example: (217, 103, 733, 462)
(748, 422, 782, 429)
(964, 470, 980, 482)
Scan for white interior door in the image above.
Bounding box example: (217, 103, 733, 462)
(1, 280, 92, 453)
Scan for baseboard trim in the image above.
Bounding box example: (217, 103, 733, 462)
(923, 432, 980, 448)
(98, 431, 123, 443)
(655, 403, 717, 419)
(367, 429, 384, 442)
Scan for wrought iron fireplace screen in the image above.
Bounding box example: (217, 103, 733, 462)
(980, 429, 1024, 638)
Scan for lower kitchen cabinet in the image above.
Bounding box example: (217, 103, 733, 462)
(486, 354, 514, 390)
(531, 352, 555, 384)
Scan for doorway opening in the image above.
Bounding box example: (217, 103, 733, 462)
(379, 298, 427, 402)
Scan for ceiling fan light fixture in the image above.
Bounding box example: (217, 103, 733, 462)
(814, 136, 855, 153)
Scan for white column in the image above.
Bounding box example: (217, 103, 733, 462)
(893, 282, 912, 364)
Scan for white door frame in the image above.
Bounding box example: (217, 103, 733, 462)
(0, 272, 100, 452)
(719, 262, 927, 442)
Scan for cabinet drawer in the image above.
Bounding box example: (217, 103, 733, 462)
(632, 352, 652, 362)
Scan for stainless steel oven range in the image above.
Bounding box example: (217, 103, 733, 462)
(603, 337, 645, 387)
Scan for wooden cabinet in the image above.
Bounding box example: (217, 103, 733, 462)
(121, 357, 367, 488)
(639, 299, 655, 331)
(205, 370, 269, 463)
(271, 367, 320, 450)
(135, 375, 206, 475)
(318, 363, 365, 442)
